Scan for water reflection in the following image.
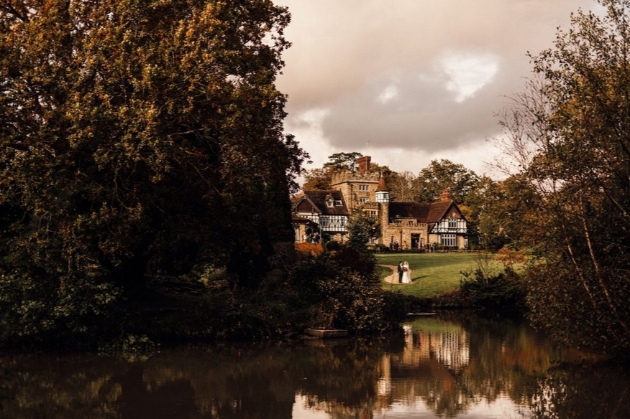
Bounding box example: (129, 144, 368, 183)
(1, 313, 629, 419)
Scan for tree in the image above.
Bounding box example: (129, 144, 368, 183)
(0, 0, 305, 346)
(413, 159, 480, 204)
(347, 210, 381, 252)
(302, 167, 333, 191)
(323, 152, 363, 172)
(496, 0, 630, 353)
(387, 170, 419, 202)
(467, 175, 540, 250)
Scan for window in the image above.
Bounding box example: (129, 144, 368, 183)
(358, 197, 368, 204)
(359, 185, 369, 191)
(335, 200, 343, 206)
(441, 234, 456, 247)
(327, 199, 333, 208)
(448, 219, 457, 229)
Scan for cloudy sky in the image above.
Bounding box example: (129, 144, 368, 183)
(274, 0, 601, 180)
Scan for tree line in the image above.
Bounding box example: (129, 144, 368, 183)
(0, 0, 628, 355)
(303, 153, 531, 251)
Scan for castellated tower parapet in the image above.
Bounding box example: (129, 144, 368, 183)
(330, 167, 380, 212)
(330, 170, 380, 187)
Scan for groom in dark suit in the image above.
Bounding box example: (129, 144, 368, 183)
(397, 261, 403, 283)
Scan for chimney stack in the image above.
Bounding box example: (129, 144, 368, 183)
(357, 156, 371, 174)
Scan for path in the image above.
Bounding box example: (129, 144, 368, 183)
(380, 264, 399, 284)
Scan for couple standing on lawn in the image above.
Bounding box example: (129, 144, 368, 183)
(397, 261, 411, 284)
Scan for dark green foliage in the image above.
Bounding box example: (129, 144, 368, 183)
(459, 267, 526, 309)
(323, 152, 363, 172)
(287, 245, 392, 332)
(380, 291, 411, 324)
(0, 271, 122, 350)
(347, 211, 381, 254)
(0, 0, 307, 348)
(526, 261, 630, 354)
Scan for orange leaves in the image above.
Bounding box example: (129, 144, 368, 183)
(295, 243, 324, 259)
(495, 247, 527, 268)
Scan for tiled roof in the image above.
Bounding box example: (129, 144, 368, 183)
(296, 190, 350, 216)
(389, 202, 431, 220)
(426, 201, 454, 223)
(389, 200, 460, 223)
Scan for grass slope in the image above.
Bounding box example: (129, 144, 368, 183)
(377, 252, 504, 298)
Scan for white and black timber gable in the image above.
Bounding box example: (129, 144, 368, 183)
(293, 190, 350, 234)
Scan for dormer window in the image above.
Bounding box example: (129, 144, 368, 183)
(335, 200, 343, 206)
(327, 198, 334, 208)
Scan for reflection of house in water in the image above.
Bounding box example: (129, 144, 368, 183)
(400, 323, 470, 373)
(376, 321, 470, 404)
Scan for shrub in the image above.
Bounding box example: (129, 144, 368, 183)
(287, 243, 394, 333)
(459, 266, 526, 309)
(0, 271, 122, 350)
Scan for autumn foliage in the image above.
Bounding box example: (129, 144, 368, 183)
(0, 0, 306, 348)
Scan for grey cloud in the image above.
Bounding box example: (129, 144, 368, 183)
(276, 0, 597, 157)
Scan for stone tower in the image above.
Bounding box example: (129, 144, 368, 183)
(330, 156, 379, 211)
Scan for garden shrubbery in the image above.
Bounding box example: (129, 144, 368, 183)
(458, 266, 526, 309)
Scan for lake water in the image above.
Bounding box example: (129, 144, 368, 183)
(1, 312, 629, 419)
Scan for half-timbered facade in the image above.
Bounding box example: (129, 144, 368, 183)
(293, 156, 470, 249)
(384, 191, 468, 249)
(292, 190, 350, 242)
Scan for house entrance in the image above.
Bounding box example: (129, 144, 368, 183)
(411, 234, 421, 249)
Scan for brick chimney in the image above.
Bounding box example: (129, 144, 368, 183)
(440, 190, 452, 202)
(357, 156, 371, 174)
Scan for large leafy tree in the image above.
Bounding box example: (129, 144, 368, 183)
(387, 170, 419, 202)
(0, 0, 305, 344)
(498, 0, 630, 353)
(467, 175, 540, 250)
(413, 159, 480, 204)
(302, 167, 333, 191)
(322, 151, 363, 172)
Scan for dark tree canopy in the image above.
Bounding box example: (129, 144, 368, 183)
(323, 152, 363, 172)
(0, 0, 306, 345)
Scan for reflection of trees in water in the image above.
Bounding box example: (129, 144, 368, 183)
(0, 354, 126, 419)
(529, 362, 630, 419)
(0, 316, 621, 419)
(385, 312, 599, 418)
(290, 337, 400, 418)
(0, 338, 400, 419)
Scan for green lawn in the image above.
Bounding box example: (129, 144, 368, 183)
(376, 252, 505, 298)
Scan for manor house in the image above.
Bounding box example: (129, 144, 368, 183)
(292, 156, 469, 249)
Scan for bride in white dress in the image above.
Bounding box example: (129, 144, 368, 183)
(401, 261, 412, 283)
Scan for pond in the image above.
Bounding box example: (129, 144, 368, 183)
(1, 312, 629, 418)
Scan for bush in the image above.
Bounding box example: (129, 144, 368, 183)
(287, 243, 395, 333)
(0, 271, 122, 350)
(458, 266, 526, 309)
(381, 291, 410, 324)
